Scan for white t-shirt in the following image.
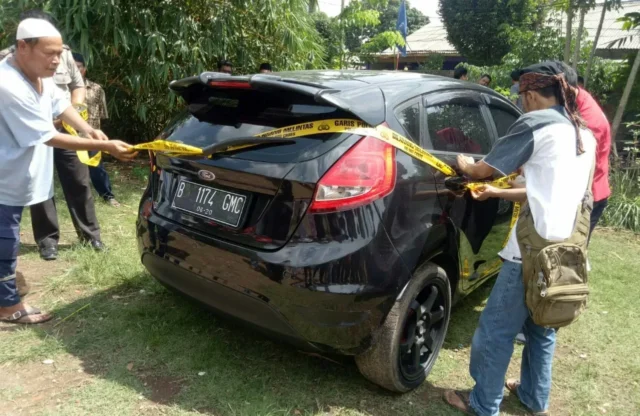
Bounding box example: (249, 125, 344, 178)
(483, 106, 596, 263)
(0, 59, 69, 206)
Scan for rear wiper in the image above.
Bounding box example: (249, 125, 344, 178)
(201, 137, 295, 157)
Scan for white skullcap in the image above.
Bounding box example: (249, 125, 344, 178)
(16, 18, 61, 40)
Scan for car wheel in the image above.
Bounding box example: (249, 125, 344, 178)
(355, 262, 451, 393)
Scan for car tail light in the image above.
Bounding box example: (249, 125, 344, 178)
(309, 135, 396, 213)
(208, 81, 251, 89)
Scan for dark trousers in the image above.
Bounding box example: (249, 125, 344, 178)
(89, 151, 115, 201)
(30, 148, 101, 247)
(0, 204, 23, 307)
(588, 198, 608, 245)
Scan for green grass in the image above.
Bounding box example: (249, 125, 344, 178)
(1, 161, 639, 416)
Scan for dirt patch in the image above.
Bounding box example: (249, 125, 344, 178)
(0, 357, 91, 415)
(14, 256, 72, 306)
(137, 372, 186, 404)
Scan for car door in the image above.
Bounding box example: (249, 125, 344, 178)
(422, 90, 508, 293)
(382, 97, 447, 275)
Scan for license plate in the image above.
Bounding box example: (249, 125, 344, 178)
(172, 180, 246, 227)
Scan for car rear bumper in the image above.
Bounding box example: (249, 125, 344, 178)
(136, 200, 412, 355)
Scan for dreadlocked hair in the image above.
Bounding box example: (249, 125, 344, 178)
(520, 72, 586, 155)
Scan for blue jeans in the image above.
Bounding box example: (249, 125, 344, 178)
(0, 204, 24, 307)
(469, 260, 556, 416)
(88, 152, 115, 201)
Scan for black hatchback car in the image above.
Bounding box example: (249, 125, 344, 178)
(136, 70, 521, 392)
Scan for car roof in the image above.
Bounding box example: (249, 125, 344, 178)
(271, 70, 509, 106)
(170, 70, 517, 127)
(269, 70, 492, 92)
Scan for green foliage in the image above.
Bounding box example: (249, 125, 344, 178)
(313, 12, 343, 69)
(493, 86, 513, 99)
(344, 0, 428, 52)
(418, 54, 445, 71)
(0, 0, 325, 142)
(359, 30, 405, 63)
(439, 0, 548, 66)
(602, 169, 640, 232)
(458, 25, 624, 109)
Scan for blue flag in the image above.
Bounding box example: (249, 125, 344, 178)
(396, 0, 408, 57)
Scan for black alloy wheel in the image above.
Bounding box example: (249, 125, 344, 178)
(399, 283, 448, 383)
(355, 262, 451, 393)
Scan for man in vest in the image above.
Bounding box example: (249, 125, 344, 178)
(0, 18, 136, 324)
(1, 9, 103, 263)
(443, 62, 596, 416)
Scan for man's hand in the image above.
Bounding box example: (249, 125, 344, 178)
(470, 184, 498, 201)
(87, 129, 109, 141)
(509, 176, 526, 189)
(105, 140, 138, 161)
(457, 154, 475, 174)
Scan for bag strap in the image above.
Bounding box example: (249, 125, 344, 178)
(519, 152, 596, 245)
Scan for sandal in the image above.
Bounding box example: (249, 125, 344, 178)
(443, 390, 478, 416)
(505, 379, 550, 416)
(0, 309, 52, 325)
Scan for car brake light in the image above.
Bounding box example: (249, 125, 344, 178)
(309, 136, 396, 213)
(208, 81, 251, 89)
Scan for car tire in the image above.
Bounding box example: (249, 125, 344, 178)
(355, 262, 451, 393)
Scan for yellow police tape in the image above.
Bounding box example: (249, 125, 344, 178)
(102, 118, 521, 250)
(61, 104, 102, 167)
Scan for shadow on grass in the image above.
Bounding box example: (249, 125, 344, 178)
(444, 279, 494, 351)
(18, 243, 75, 257)
(31, 273, 503, 415)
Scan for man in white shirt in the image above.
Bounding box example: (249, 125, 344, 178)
(0, 18, 136, 324)
(443, 62, 596, 416)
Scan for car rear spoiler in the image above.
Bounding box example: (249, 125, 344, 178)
(169, 72, 386, 127)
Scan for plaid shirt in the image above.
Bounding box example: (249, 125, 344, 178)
(85, 80, 108, 130)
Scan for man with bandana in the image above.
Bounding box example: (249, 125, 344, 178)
(0, 18, 136, 324)
(443, 61, 596, 416)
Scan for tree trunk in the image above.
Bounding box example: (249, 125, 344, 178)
(573, 8, 586, 70)
(564, 3, 575, 63)
(610, 49, 640, 159)
(340, 0, 345, 69)
(585, 1, 608, 88)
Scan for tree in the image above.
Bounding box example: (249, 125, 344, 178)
(345, 0, 428, 52)
(314, 12, 343, 69)
(564, 0, 575, 62)
(585, 0, 622, 87)
(573, 7, 586, 69)
(0, 0, 325, 142)
(439, 0, 548, 66)
(610, 12, 640, 157)
(559, 0, 596, 65)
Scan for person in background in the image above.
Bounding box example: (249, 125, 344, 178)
(0, 9, 103, 262)
(73, 53, 120, 208)
(479, 74, 492, 87)
(510, 69, 523, 110)
(218, 61, 233, 75)
(559, 63, 610, 245)
(259, 62, 272, 73)
(578, 75, 585, 89)
(454, 67, 469, 80)
(0, 18, 136, 324)
(444, 61, 596, 416)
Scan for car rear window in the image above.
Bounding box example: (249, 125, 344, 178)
(160, 88, 359, 163)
